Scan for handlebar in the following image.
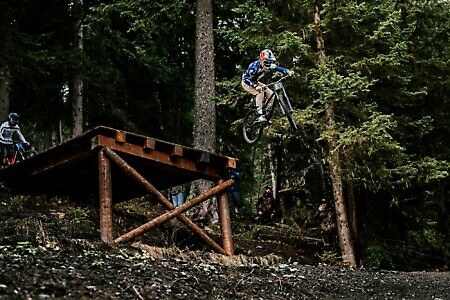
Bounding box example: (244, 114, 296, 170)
(262, 74, 291, 89)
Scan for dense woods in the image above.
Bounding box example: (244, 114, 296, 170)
(0, 0, 448, 268)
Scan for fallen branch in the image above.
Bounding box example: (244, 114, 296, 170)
(131, 285, 144, 300)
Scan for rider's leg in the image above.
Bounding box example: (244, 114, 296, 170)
(6, 144, 14, 158)
(1, 144, 14, 165)
(263, 88, 274, 112)
(255, 92, 265, 118)
(257, 88, 273, 122)
(242, 81, 265, 116)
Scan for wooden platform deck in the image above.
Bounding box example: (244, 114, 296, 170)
(0, 126, 236, 255)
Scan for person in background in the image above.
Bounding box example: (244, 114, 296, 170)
(227, 168, 244, 219)
(256, 185, 275, 224)
(242, 49, 294, 122)
(315, 199, 338, 252)
(0, 112, 28, 166)
(170, 185, 184, 208)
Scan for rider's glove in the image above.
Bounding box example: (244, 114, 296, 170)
(288, 70, 295, 77)
(255, 86, 263, 92)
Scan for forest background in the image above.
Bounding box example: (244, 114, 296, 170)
(0, 0, 448, 269)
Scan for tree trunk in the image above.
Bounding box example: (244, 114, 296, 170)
(190, 0, 216, 222)
(347, 183, 358, 238)
(314, 2, 357, 267)
(268, 143, 277, 197)
(0, 65, 11, 121)
(0, 6, 12, 122)
(44, 128, 52, 150)
(326, 115, 356, 266)
(71, 0, 83, 138)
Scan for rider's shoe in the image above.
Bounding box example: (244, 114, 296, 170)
(258, 115, 267, 122)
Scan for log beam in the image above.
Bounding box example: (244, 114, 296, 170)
(98, 149, 113, 243)
(113, 179, 234, 246)
(216, 179, 234, 255)
(102, 147, 229, 255)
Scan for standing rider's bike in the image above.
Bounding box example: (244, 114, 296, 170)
(243, 75, 298, 144)
(1, 142, 37, 168)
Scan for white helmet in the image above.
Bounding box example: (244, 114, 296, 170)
(259, 49, 276, 67)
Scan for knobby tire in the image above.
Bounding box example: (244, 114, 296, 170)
(280, 97, 298, 131)
(243, 109, 264, 144)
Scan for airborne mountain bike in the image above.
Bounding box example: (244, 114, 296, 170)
(242, 75, 298, 144)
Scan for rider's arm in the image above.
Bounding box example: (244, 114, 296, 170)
(242, 61, 260, 87)
(15, 128, 27, 144)
(272, 65, 289, 74)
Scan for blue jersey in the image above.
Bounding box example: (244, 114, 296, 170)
(242, 60, 288, 87)
(228, 169, 240, 192)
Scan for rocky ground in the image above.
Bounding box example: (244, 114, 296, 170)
(0, 191, 449, 299)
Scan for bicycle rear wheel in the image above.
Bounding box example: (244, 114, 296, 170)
(243, 109, 264, 144)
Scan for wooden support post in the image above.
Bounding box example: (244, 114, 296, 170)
(102, 147, 229, 255)
(98, 149, 113, 243)
(114, 179, 234, 244)
(216, 179, 234, 255)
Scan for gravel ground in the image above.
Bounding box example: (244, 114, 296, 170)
(0, 192, 448, 299)
(0, 243, 448, 300)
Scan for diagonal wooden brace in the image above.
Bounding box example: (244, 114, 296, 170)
(113, 178, 234, 245)
(102, 147, 229, 255)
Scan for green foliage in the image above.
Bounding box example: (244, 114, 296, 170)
(318, 251, 340, 265)
(64, 206, 89, 223)
(2, 0, 449, 268)
(408, 229, 444, 254)
(362, 245, 394, 269)
(309, 63, 374, 107)
(8, 196, 27, 212)
(62, 206, 91, 237)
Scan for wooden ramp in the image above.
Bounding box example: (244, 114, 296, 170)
(0, 126, 236, 255)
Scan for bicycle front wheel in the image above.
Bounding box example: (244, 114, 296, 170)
(243, 109, 264, 144)
(280, 98, 298, 131)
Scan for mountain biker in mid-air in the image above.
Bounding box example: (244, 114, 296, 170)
(0, 112, 29, 165)
(242, 49, 294, 122)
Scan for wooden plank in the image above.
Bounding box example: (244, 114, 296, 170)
(93, 135, 228, 180)
(196, 152, 210, 168)
(170, 145, 183, 160)
(115, 131, 126, 144)
(30, 149, 94, 176)
(143, 138, 156, 152)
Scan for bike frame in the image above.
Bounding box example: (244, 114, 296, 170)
(1, 142, 35, 167)
(242, 75, 298, 144)
(262, 75, 294, 120)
